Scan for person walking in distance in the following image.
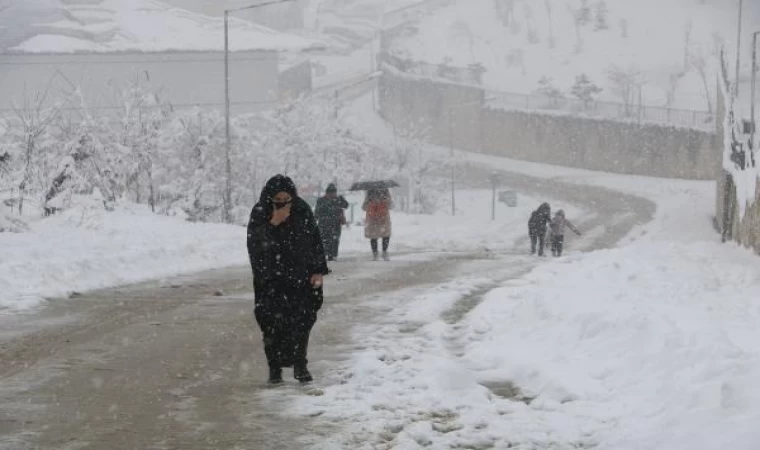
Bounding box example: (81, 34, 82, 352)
(315, 183, 349, 261)
(247, 175, 329, 384)
(363, 188, 393, 261)
(549, 209, 581, 257)
(528, 203, 552, 256)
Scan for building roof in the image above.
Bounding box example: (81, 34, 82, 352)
(0, 0, 322, 54)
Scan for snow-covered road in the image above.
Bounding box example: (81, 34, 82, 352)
(0, 164, 652, 449)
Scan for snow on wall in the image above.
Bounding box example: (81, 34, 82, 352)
(720, 59, 759, 217)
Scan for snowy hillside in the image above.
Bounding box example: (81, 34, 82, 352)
(0, 0, 318, 53)
(392, 0, 747, 111)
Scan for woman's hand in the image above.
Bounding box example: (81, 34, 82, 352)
(310, 274, 323, 288)
(270, 203, 291, 226)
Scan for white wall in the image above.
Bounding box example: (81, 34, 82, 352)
(0, 50, 280, 118)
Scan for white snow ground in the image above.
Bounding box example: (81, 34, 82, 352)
(0, 187, 578, 314)
(285, 153, 760, 448)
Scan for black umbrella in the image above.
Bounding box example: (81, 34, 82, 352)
(349, 180, 400, 191)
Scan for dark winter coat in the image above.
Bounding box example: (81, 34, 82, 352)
(247, 175, 329, 315)
(549, 210, 581, 237)
(315, 195, 349, 234)
(528, 203, 552, 236)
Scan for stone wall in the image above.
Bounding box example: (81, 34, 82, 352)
(481, 108, 718, 179)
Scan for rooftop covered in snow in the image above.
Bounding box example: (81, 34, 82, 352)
(0, 0, 323, 54)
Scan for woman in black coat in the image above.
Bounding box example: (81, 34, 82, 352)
(314, 183, 349, 261)
(528, 202, 551, 256)
(247, 175, 329, 384)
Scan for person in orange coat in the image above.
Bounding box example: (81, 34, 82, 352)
(362, 188, 393, 261)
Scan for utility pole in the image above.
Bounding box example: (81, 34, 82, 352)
(736, 0, 744, 97)
(224, 10, 232, 223)
(448, 109, 456, 216)
(751, 31, 759, 154)
(223, 0, 293, 223)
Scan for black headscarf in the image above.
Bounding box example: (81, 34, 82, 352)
(259, 174, 298, 213)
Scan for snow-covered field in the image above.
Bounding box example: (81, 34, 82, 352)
(0, 200, 247, 313)
(286, 154, 760, 449)
(0, 187, 578, 314)
(393, 0, 747, 111)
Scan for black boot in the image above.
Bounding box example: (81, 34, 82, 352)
(268, 367, 283, 384)
(294, 364, 313, 383)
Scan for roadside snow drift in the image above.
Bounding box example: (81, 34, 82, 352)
(0, 202, 246, 313)
(287, 165, 760, 449)
(0, 189, 580, 313)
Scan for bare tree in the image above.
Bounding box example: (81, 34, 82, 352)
(536, 76, 565, 108)
(619, 18, 628, 39)
(689, 49, 714, 114)
(664, 71, 683, 111)
(571, 74, 603, 109)
(567, 4, 584, 53)
(544, 0, 555, 48)
(10, 84, 66, 216)
(683, 20, 693, 72)
(593, 0, 608, 31)
(523, 4, 539, 44)
(388, 124, 444, 214)
(607, 64, 646, 116)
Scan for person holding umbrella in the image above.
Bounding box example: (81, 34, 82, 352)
(363, 188, 393, 261)
(315, 183, 349, 261)
(246, 175, 329, 384)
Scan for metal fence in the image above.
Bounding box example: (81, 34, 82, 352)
(485, 90, 716, 131)
(382, 53, 484, 85)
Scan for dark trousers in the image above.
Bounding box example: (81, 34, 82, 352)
(255, 308, 317, 370)
(551, 235, 565, 257)
(530, 232, 545, 256)
(370, 237, 390, 254)
(321, 226, 341, 260)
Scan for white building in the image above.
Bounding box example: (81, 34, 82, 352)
(0, 0, 319, 118)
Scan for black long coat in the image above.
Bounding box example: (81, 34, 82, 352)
(528, 203, 552, 236)
(315, 195, 348, 233)
(247, 176, 329, 326)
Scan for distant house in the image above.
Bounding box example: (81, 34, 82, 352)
(0, 0, 320, 118)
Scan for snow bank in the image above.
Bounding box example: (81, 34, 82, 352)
(0, 201, 247, 313)
(287, 151, 760, 449)
(456, 235, 760, 449)
(719, 64, 759, 217)
(0, 188, 581, 313)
